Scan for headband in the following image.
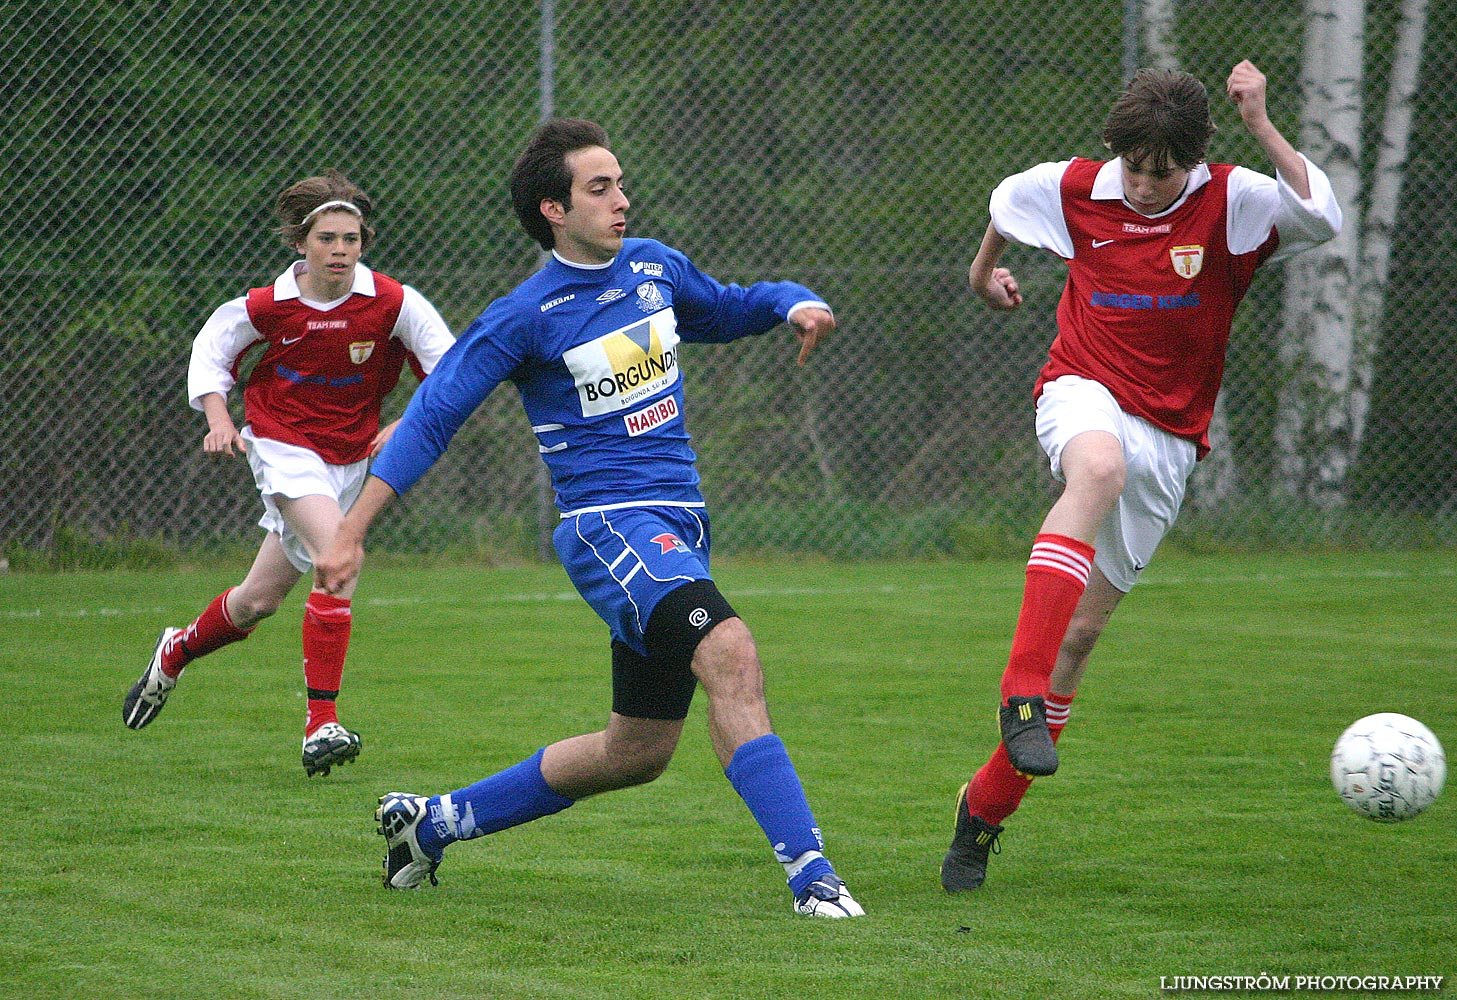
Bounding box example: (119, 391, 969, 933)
(302, 199, 364, 223)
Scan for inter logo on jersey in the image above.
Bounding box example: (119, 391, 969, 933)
(1170, 244, 1204, 278)
(563, 308, 681, 416)
(348, 341, 375, 364)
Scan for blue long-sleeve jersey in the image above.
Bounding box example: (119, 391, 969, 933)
(372, 238, 827, 514)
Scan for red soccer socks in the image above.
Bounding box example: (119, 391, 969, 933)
(999, 534, 1094, 702)
(160, 588, 254, 678)
(302, 591, 352, 736)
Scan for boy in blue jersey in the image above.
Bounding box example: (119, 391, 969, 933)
(315, 119, 862, 917)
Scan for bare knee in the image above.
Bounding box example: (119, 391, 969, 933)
(692, 618, 764, 698)
(1074, 452, 1125, 501)
(1061, 608, 1109, 662)
(226, 588, 286, 629)
(610, 747, 673, 787)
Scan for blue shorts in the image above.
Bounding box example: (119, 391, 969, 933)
(554, 504, 714, 656)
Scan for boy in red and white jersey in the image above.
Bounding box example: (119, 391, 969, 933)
(943, 61, 1341, 890)
(122, 170, 454, 777)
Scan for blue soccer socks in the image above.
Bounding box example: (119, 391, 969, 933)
(725, 733, 836, 897)
(417, 747, 575, 853)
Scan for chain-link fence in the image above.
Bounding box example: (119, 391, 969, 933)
(4, 1, 1455, 564)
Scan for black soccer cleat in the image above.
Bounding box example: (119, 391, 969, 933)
(301, 722, 362, 777)
(377, 792, 443, 889)
(123, 627, 183, 730)
(1000, 695, 1059, 776)
(941, 782, 1003, 892)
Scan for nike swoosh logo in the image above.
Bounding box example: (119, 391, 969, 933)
(1092, 239, 1115, 248)
(281, 336, 304, 345)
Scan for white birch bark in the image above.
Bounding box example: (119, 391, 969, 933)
(1350, 0, 1429, 448)
(1142, 0, 1179, 69)
(1274, 0, 1364, 505)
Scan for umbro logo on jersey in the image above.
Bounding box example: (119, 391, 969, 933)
(1092, 239, 1115, 248)
(630, 261, 664, 277)
(597, 288, 626, 304)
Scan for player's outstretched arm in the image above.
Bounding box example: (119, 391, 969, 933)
(968, 222, 1022, 311)
(787, 305, 835, 366)
(1227, 59, 1311, 199)
(315, 475, 398, 595)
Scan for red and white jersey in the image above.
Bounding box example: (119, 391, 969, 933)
(188, 263, 455, 465)
(990, 154, 1340, 455)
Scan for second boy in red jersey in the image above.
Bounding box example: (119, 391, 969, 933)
(943, 61, 1342, 890)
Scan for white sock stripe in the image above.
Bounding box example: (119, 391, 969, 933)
(1030, 541, 1092, 568)
(1044, 695, 1073, 725)
(1027, 551, 1091, 586)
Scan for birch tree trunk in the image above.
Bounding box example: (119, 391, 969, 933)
(1350, 0, 1429, 449)
(1273, 0, 1364, 506)
(1141, 0, 1178, 69)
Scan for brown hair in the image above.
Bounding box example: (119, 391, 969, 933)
(1102, 68, 1217, 170)
(509, 118, 611, 251)
(275, 169, 376, 250)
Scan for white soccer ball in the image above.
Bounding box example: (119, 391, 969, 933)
(1330, 713, 1446, 821)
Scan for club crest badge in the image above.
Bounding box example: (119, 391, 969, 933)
(636, 280, 667, 313)
(349, 341, 375, 364)
(1170, 245, 1204, 279)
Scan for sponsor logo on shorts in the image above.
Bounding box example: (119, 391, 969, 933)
(652, 532, 689, 555)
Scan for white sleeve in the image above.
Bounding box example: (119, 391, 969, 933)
(1226, 155, 1342, 260)
(393, 285, 456, 374)
(187, 297, 262, 410)
(989, 160, 1076, 259)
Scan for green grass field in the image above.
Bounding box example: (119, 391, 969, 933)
(2, 551, 1453, 998)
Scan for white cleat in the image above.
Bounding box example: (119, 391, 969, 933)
(793, 877, 865, 918)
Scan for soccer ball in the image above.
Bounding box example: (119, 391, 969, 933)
(1330, 713, 1446, 821)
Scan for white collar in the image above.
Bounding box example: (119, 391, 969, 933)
(552, 249, 615, 271)
(1091, 159, 1212, 217)
(273, 261, 377, 301)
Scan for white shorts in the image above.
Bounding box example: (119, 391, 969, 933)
(1034, 375, 1197, 592)
(243, 427, 368, 573)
